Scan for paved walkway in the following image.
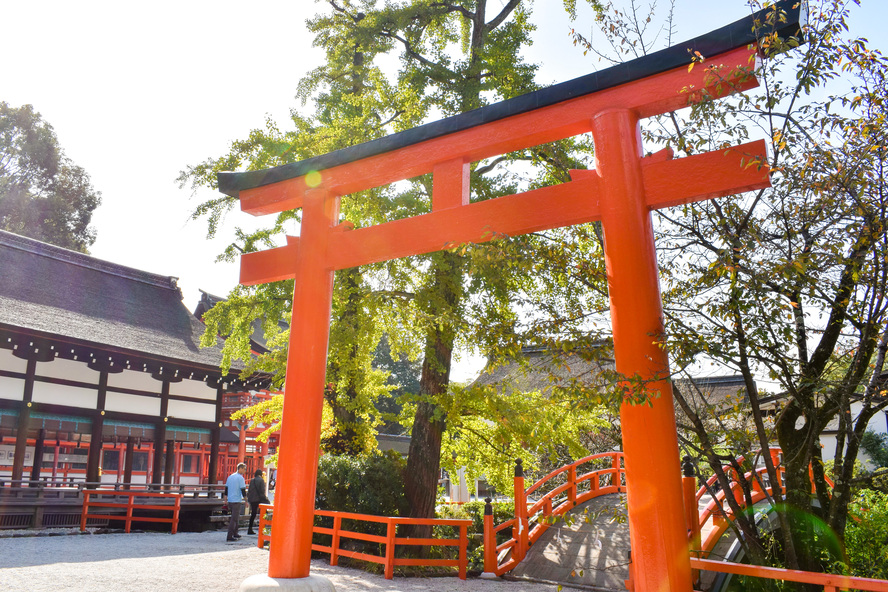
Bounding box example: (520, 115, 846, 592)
(0, 530, 561, 592)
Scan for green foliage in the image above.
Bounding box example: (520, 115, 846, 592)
(315, 451, 409, 516)
(0, 102, 100, 251)
(861, 431, 888, 468)
(312, 451, 408, 560)
(835, 490, 888, 579)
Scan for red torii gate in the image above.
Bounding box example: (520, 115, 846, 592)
(219, 5, 803, 591)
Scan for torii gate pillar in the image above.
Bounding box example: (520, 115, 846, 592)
(593, 108, 690, 590)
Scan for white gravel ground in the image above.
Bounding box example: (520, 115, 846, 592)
(0, 530, 557, 592)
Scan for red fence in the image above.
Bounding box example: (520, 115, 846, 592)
(691, 557, 888, 592)
(257, 504, 471, 579)
(483, 452, 625, 576)
(80, 490, 182, 533)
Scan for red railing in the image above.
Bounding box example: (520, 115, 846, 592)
(483, 452, 624, 576)
(80, 489, 182, 533)
(691, 557, 888, 592)
(257, 504, 471, 579)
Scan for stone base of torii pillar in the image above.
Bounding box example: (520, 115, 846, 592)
(239, 574, 336, 592)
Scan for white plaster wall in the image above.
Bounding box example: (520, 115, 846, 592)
(104, 391, 161, 416)
(170, 378, 217, 401)
(168, 399, 215, 422)
(0, 375, 24, 401)
(107, 369, 162, 393)
(32, 381, 98, 409)
(0, 349, 27, 373)
(36, 357, 99, 384)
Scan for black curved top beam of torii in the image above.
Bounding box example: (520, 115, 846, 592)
(218, 0, 806, 200)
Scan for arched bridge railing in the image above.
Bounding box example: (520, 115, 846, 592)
(482, 452, 625, 577)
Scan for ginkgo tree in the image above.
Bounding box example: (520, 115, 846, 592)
(181, 0, 614, 533)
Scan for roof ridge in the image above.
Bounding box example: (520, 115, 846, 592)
(0, 230, 180, 292)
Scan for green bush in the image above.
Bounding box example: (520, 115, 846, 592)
(312, 451, 408, 559)
(839, 489, 888, 580)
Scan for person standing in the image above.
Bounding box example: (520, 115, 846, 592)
(246, 468, 271, 535)
(224, 463, 247, 542)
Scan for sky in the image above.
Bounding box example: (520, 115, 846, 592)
(2, 0, 886, 382)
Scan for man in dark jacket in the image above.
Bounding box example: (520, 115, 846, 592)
(246, 469, 271, 535)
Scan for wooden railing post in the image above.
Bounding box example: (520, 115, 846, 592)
(568, 464, 578, 506)
(459, 523, 468, 580)
(384, 519, 396, 579)
(330, 515, 341, 566)
(682, 457, 701, 584)
(125, 492, 134, 533)
(513, 458, 528, 562)
(612, 452, 623, 492)
(482, 497, 497, 577)
(172, 495, 181, 534)
(80, 491, 90, 531)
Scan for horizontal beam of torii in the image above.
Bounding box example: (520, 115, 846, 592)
(220, 3, 805, 592)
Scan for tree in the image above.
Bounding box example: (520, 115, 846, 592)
(0, 102, 100, 251)
(181, 0, 613, 535)
(570, 0, 888, 574)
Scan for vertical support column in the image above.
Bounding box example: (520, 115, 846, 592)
(12, 358, 36, 483)
(208, 385, 223, 490)
(152, 381, 169, 489)
(590, 108, 693, 592)
(164, 439, 175, 487)
(86, 371, 108, 485)
(30, 428, 46, 484)
(123, 436, 135, 489)
(267, 188, 339, 579)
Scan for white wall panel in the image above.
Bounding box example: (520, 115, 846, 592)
(105, 392, 161, 416)
(107, 369, 162, 393)
(0, 375, 24, 401)
(168, 399, 215, 422)
(170, 378, 217, 401)
(0, 349, 27, 373)
(36, 357, 100, 384)
(32, 382, 97, 409)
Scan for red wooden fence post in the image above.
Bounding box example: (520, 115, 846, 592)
(330, 515, 341, 566)
(682, 457, 701, 583)
(482, 497, 496, 575)
(384, 519, 396, 579)
(512, 459, 528, 562)
(459, 523, 468, 580)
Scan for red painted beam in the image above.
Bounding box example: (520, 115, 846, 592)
(240, 46, 760, 216)
(327, 176, 602, 270)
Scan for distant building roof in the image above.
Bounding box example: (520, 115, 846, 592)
(472, 344, 615, 394)
(0, 230, 230, 372)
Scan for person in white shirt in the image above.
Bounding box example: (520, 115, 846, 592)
(224, 463, 247, 542)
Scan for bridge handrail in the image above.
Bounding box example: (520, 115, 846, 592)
(483, 451, 625, 577)
(690, 557, 888, 592)
(257, 504, 471, 580)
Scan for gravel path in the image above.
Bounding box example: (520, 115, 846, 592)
(0, 530, 558, 592)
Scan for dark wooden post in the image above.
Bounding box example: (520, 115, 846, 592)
(151, 381, 170, 489)
(11, 358, 36, 484)
(164, 439, 175, 488)
(86, 371, 108, 486)
(30, 428, 46, 484)
(208, 384, 224, 495)
(123, 436, 135, 489)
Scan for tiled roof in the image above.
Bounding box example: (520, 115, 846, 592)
(0, 230, 228, 369)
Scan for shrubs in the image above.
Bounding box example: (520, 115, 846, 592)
(838, 489, 888, 580)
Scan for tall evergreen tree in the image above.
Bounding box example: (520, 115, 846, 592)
(0, 102, 101, 252)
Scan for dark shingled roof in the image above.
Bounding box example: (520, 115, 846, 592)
(0, 230, 228, 370)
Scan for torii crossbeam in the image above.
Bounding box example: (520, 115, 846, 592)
(218, 3, 804, 591)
